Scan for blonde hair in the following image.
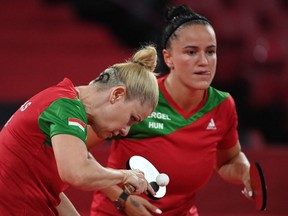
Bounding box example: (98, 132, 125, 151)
(90, 44, 159, 110)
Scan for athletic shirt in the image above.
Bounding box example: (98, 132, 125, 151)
(0, 78, 87, 215)
(90, 75, 239, 216)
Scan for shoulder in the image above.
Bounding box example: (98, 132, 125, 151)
(57, 77, 75, 88)
(208, 87, 235, 104)
(206, 87, 237, 116)
(208, 86, 230, 98)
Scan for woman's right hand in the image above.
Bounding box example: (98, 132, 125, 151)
(121, 169, 155, 195)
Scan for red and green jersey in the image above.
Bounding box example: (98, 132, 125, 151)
(91, 75, 239, 216)
(0, 78, 87, 215)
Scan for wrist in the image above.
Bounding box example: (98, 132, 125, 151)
(119, 169, 129, 184)
(113, 190, 129, 211)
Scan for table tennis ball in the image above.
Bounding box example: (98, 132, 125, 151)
(156, 173, 169, 187)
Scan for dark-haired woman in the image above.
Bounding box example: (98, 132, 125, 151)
(90, 5, 252, 216)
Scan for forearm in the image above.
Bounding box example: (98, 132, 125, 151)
(64, 157, 127, 191)
(100, 185, 124, 201)
(57, 192, 80, 216)
(217, 152, 250, 184)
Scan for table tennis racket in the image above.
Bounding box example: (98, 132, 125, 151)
(249, 161, 267, 211)
(126, 155, 167, 200)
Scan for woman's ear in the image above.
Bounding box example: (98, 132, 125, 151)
(162, 49, 173, 69)
(110, 86, 126, 104)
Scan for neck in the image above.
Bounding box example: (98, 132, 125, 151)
(75, 86, 93, 114)
(164, 77, 205, 112)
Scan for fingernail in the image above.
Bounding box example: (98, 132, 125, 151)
(155, 209, 162, 214)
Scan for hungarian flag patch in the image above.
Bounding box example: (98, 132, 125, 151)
(68, 118, 86, 131)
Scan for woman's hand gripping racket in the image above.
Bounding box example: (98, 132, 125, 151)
(124, 155, 169, 199)
(249, 161, 267, 211)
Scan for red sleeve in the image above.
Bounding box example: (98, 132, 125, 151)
(217, 95, 239, 149)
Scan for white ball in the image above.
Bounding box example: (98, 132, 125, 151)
(156, 173, 169, 186)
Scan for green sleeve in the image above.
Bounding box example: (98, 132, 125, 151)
(38, 98, 87, 146)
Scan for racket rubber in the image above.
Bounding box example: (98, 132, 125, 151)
(250, 161, 267, 211)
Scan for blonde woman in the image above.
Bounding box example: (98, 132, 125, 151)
(0, 45, 159, 215)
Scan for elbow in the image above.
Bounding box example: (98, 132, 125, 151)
(58, 170, 87, 189)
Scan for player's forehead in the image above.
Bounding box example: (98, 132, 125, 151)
(169, 24, 216, 51)
(179, 24, 216, 42)
(127, 99, 153, 122)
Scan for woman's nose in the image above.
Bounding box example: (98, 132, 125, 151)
(199, 52, 208, 65)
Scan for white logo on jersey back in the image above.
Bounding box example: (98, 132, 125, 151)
(20, 100, 32, 111)
(206, 118, 216, 130)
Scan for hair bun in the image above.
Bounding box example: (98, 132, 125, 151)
(166, 5, 193, 21)
(132, 45, 157, 72)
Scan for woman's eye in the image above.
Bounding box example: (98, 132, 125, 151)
(127, 116, 138, 126)
(131, 116, 137, 122)
(188, 50, 196, 55)
(207, 50, 216, 55)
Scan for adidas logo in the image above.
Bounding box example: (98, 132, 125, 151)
(206, 118, 216, 130)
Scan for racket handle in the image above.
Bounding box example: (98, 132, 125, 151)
(123, 184, 135, 195)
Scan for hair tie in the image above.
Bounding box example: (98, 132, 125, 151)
(95, 72, 110, 83)
(133, 61, 145, 67)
